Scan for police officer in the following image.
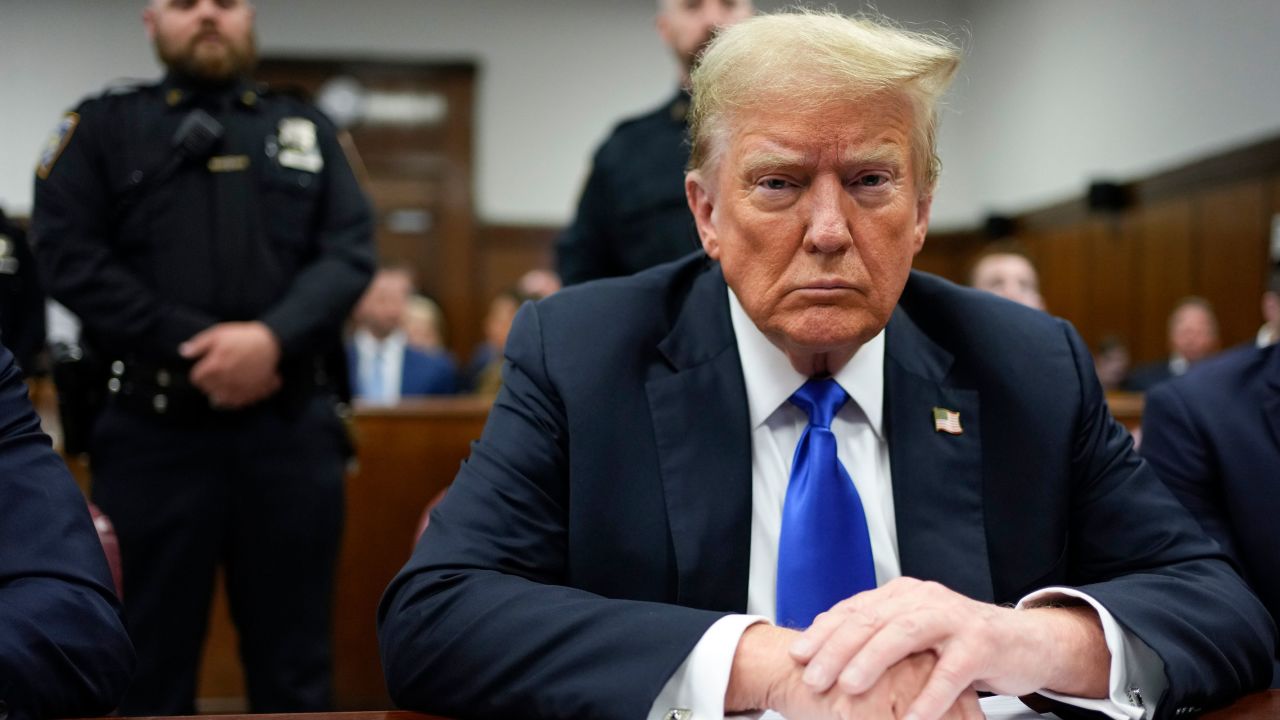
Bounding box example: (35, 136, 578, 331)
(0, 207, 46, 374)
(555, 0, 752, 285)
(30, 0, 374, 714)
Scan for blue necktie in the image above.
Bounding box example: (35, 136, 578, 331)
(776, 378, 876, 629)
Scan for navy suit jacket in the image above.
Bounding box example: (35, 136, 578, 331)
(1142, 342, 1280, 685)
(346, 343, 456, 398)
(0, 346, 134, 720)
(379, 255, 1274, 720)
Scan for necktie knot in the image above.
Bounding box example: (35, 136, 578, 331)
(788, 378, 849, 429)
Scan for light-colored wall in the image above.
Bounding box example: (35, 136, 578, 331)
(3, 1, 1279, 230)
(942, 0, 1280, 227)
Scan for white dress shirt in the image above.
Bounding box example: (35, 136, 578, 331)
(648, 288, 1163, 720)
(353, 328, 406, 404)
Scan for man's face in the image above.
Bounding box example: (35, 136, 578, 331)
(657, 0, 752, 76)
(970, 254, 1044, 310)
(687, 94, 931, 365)
(1169, 305, 1219, 362)
(354, 271, 413, 339)
(144, 0, 256, 82)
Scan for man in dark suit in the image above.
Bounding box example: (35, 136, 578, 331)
(1125, 297, 1220, 392)
(0, 344, 135, 720)
(380, 11, 1274, 720)
(348, 267, 456, 401)
(1141, 341, 1280, 686)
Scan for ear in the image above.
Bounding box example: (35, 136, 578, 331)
(142, 5, 158, 39)
(686, 170, 721, 259)
(655, 11, 673, 47)
(911, 192, 933, 256)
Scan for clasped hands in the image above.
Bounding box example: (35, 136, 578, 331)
(180, 321, 283, 409)
(727, 577, 1109, 719)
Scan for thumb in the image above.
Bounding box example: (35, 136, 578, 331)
(179, 327, 217, 359)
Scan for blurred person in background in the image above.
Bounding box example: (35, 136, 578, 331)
(1093, 335, 1131, 392)
(968, 243, 1044, 311)
(1125, 297, 1220, 392)
(556, 0, 753, 285)
(349, 267, 456, 402)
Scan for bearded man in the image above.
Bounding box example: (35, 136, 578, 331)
(31, 0, 374, 713)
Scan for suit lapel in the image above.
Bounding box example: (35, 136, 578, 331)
(884, 306, 994, 603)
(646, 265, 754, 612)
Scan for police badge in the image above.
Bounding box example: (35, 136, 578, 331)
(276, 117, 323, 173)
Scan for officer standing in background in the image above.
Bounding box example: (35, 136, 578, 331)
(555, 0, 752, 285)
(0, 207, 46, 374)
(31, 0, 374, 714)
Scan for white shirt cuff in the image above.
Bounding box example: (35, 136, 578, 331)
(647, 614, 770, 720)
(1018, 587, 1166, 720)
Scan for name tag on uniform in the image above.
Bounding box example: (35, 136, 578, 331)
(208, 155, 250, 172)
(277, 117, 323, 173)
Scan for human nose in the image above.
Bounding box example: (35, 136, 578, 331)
(194, 0, 220, 21)
(803, 179, 854, 254)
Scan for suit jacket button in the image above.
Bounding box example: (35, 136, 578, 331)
(153, 394, 168, 413)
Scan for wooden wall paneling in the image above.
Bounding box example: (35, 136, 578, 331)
(1027, 225, 1091, 340)
(913, 231, 984, 284)
(1084, 215, 1136, 352)
(1132, 199, 1194, 364)
(1191, 179, 1268, 348)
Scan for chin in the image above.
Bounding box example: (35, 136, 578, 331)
(777, 307, 881, 353)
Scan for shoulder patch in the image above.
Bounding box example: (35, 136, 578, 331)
(36, 112, 80, 180)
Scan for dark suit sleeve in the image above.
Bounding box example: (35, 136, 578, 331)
(259, 121, 375, 358)
(378, 303, 727, 720)
(1140, 382, 1239, 557)
(556, 151, 618, 286)
(0, 347, 134, 720)
(31, 102, 219, 357)
(1053, 323, 1274, 716)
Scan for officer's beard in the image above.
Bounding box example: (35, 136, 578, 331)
(156, 27, 258, 85)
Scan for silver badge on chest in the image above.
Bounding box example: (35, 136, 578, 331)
(272, 117, 323, 173)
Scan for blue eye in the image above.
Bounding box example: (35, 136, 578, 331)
(760, 178, 790, 190)
(857, 174, 889, 187)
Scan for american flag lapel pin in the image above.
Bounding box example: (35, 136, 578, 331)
(932, 407, 963, 435)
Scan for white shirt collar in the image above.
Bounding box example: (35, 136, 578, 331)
(354, 328, 406, 356)
(726, 287, 884, 438)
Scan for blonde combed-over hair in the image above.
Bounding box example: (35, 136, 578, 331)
(687, 9, 960, 193)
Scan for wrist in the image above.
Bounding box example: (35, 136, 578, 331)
(725, 623, 799, 713)
(1020, 604, 1109, 698)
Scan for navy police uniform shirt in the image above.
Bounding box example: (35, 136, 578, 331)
(31, 74, 375, 367)
(555, 90, 700, 285)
